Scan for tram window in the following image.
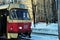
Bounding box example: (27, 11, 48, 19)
(23, 12, 30, 20)
(10, 9, 31, 20)
(16, 10, 30, 20)
(10, 10, 17, 20)
(16, 10, 23, 20)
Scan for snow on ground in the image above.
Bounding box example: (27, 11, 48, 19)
(31, 22, 58, 35)
(31, 34, 59, 40)
(18, 33, 59, 40)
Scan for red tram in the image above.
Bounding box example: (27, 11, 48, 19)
(0, 4, 32, 39)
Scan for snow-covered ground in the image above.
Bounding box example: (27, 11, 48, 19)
(31, 22, 58, 35)
(31, 34, 59, 40)
(17, 33, 59, 40)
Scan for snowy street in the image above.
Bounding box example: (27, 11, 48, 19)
(17, 33, 59, 40)
(31, 22, 58, 35)
(31, 33, 59, 40)
(0, 33, 59, 40)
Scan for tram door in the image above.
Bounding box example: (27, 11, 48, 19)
(0, 9, 8, 36)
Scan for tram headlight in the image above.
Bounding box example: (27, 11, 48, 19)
(10, 27, 13, 30)
(19, 27, 22, 29)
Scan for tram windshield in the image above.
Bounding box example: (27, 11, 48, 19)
(10, 9, 31, 20)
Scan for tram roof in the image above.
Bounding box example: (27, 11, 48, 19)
(0, 4, 28, 10)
